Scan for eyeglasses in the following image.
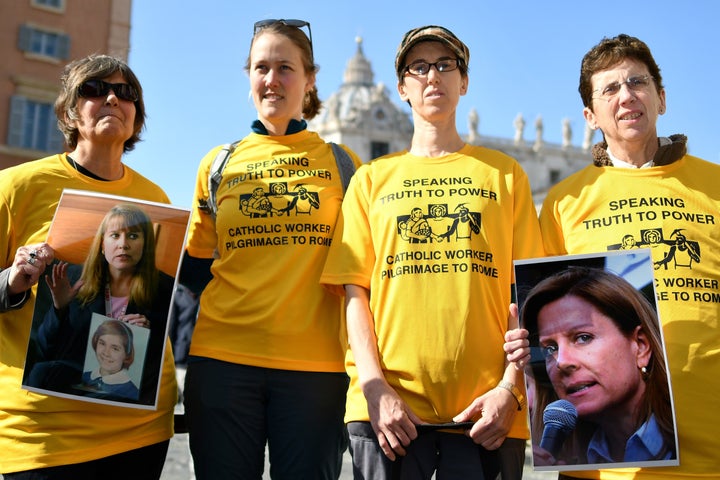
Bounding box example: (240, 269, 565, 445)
(593, 74, 654, 101)
(404, 58, 459, 76)
(253, 19, 313, 61)
(78, 79, 138, 102)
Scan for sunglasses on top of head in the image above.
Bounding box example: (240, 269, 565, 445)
(253, 19, 314, 61)
(77, 79, 139, 102)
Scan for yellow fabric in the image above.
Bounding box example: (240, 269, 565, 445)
(321, 145, 543, 439)
(540, 155, 720, 478)
(186, 130, 361, 372)
(0, 154, 176, 474)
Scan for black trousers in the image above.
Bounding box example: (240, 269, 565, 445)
(3, 440, 169, 480)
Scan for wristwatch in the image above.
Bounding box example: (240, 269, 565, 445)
(497, 380, 526, 411)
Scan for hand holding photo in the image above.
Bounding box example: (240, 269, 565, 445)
(22, 190, 190, 409)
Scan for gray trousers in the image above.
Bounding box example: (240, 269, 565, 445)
(347, 421, 525, 480)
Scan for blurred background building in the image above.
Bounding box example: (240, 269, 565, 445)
(311, 37, 590, 207)
(1, 1, 588, 207)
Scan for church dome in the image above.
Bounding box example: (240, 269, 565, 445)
(343, 36, 374, 86)
(311, 37, 412, 136)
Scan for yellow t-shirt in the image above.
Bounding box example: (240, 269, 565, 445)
(186, 129, 361, 372)
(321, 145, 543, 439)
(540, 155, 720, 478)
(0, 154, 176, 473)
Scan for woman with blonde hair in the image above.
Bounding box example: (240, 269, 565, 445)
(32, 203, 174, 406)
(76, 203, 160, 313)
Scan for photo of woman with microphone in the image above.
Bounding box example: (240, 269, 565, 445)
(514, 251, 677, 471)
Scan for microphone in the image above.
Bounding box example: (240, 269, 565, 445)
(540, 399, 578, 458)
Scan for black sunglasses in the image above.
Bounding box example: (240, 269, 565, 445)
(253, 19, 313, 61)
(77, 79, 139, 102)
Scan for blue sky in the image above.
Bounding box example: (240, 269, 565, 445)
(126, 0, 719, 207)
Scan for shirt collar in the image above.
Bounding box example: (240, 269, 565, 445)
(251, 118, 307, 135)
(88, 367, 133, 385)
(586, 414, 673, 463)
(607, 137, 674, 169)
(607, 147, 654, 169)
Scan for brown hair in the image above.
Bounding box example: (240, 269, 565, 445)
(55, 54, 146, 152)
(579, 34, 664, 109)
(78, 204, 158, 308)
(245, 22, 321, 120)
(91, 319, 135, 369)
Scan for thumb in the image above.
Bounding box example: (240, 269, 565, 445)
(453, 403, 477, 423)
(407, 409, 424, 425)
(507, 303, 519, 330)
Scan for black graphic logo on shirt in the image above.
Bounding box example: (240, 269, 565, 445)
(608, 228, 700, 270)
(238, 182, 320, 218)
(397, 203, 481, 243)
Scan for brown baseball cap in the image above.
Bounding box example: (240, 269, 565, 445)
(395, 25, 470, 81)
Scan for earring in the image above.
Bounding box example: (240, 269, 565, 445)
(641, 366, 647, 374)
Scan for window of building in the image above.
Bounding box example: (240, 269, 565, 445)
(550, 169, 562, 184)
(32, 0, 65, 12)
(7, 96, 65, 152)
(370, 141, 389, 160)
(18, 24, 70, 60)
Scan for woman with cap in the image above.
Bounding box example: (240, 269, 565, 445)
(322, 25, 543, 479)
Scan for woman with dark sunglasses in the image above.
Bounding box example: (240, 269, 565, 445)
(0, 55, 176, 478)
(181, 19, 361, 479)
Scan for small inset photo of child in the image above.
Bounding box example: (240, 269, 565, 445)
(75, 314, 150, 401)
